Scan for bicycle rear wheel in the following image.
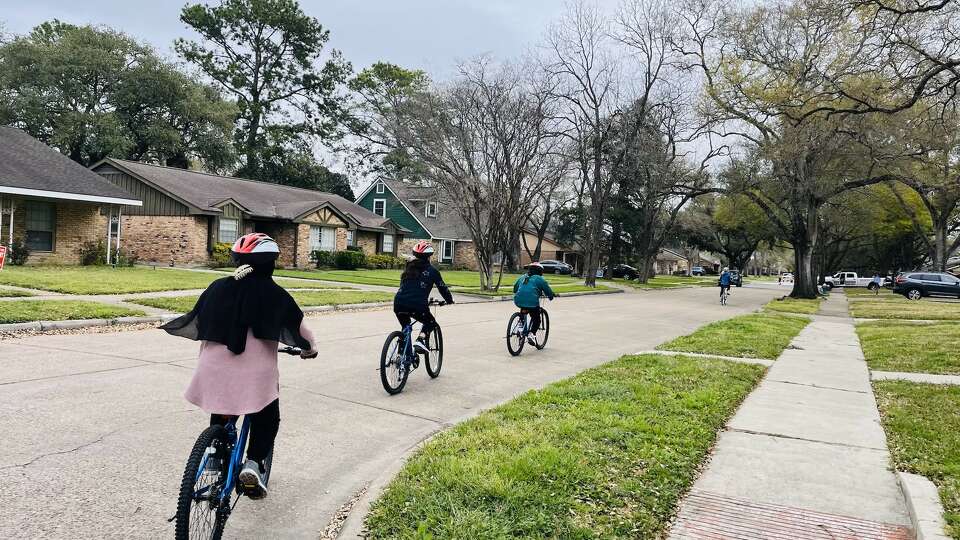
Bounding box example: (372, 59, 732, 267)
(175, 425, 231, 540)
(534, 309, 550, 350)
(380, 331, 409, 394)
(425, 326, 443, 378)
(506, 312, 525, 356)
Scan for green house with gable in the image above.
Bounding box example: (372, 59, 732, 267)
(355, 179, 477, 269)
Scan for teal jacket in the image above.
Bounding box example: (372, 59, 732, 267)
(513, 274, 555, 308)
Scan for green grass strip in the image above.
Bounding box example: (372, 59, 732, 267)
(0, 300, 144, 324)
(849, 298, 960, 320)
(763, 297, 823, 315)
(364, 354, 765, 539)
(856, 321, 960, 375)
(270, 268, 579, 289)
(128, 290, 393, 313)
(453, 283, 614, 297)
(658, 312, 810, 359)
(875, 381, 960, 539)
(0, 288, 33, 297)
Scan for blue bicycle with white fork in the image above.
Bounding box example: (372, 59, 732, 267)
(380, 298, 446, 394)
(173, 346, 314, 540)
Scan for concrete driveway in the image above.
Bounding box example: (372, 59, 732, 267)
(0, 283, 784, 539)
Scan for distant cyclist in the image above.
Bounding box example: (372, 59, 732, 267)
(513, 262, 555, 345)
(393, 241, 454, 356)
(161, 233, 318, 500)
(719, 266, 732, 301)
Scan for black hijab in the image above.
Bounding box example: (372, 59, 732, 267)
(160, 262, 310, 354)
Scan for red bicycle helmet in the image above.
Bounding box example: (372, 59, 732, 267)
(231, 233, 279, 255)
(412, 240, 435, 256)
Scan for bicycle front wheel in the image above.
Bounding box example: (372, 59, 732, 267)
(506, 312, 525, 356)
(425, 326, 443, 378)
(534, 309, 550, 350)
(380, 331, 409, 395)
(175, 425, 231, 540)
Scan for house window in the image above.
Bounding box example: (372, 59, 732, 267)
(310, 225, 336, 252)
(346, 229, 354, 247)
(426, 202, 438, 218)
(373, 199, 386, 217)
(218, 218, 239, 243)
(381, 233, 394, 254)
(25, 201, 55, 251)
(376, 182, 385, 194)
(441, 240, 454, 262)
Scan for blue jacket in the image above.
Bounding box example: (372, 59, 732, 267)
(513, 274, 555, 308)
(394, 263, 454, 311)
(719, 271, 731, 286)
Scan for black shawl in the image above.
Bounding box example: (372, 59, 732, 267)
(160, 267, 310, 354)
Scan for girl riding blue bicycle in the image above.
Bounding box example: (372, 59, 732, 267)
(162, 233, 318, 501)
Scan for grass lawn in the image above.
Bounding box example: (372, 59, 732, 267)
(614, 276, 715, 289)
(658, 312, 810, 359)
(844, 287, 897, 298)
(848, 297, 960, 320)
(0, 288, 33, 297)
(0, 266, 343, 295)
(127, 290, 393, 313)
(874, 381, 960, 538)
(0, 300, 144, 324)
(856, 321, 960, 375)
(764, 297, 823, 315)
(364, 354, 765, 539)
(270, 268, 580, 289)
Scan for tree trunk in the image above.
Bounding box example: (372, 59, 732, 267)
(790, 204, 820, 298)
(934, 222, 947, 272)
(582, 210, 602, 287)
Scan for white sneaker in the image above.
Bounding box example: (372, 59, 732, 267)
(412, 337, 430, 355)
(527, 336, 537, 346)
(238, 459, 268, 500)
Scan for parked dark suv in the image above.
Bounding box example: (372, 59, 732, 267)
(730, 269, 743, 287)
(599, 264, 640, 280)
(893, 271, 960, 300)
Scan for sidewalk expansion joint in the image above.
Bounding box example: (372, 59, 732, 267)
(725, 427, 887, 452)
(767, 378, 870, 394)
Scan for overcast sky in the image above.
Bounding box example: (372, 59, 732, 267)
(3, 0, 618, 78)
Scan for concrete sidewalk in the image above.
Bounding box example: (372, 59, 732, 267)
(670, 294, 912, 539)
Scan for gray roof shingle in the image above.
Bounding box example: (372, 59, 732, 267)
(99, 159, 400, 231)
(382, 179, 472, 240)
(0, 127, 141, 204)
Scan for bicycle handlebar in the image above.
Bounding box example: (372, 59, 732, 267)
(279, 346, 318, 359)
(428, 298, 448, 306)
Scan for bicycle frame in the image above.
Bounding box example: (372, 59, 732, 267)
(193, 415, 251, 504)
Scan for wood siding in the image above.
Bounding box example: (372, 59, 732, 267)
(357, 186, 430, 239)
(94, 164, 191, 216)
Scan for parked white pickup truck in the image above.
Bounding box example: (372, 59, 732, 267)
(823, 271, 884, 289)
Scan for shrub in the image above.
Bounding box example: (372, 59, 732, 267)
(79, 240, 107, 266)
(8, 239, 30, 266)
(334, 250, 366, 270)
(346, 245, 362, 252)
(209, 242, 233, 268)
(366, 253, 405, 269)
(311, 250, 334, 268)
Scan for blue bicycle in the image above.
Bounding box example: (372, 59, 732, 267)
(380, 298, 445, 394)
(174, 346, 312, 540)
(506, 306, 550, 356)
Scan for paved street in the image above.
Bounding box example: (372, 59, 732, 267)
(1, 283, 782, 539)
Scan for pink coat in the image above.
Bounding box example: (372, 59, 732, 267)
(184, 321, 316, 415)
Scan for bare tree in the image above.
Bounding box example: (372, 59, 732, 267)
(390, 59, 561, 290)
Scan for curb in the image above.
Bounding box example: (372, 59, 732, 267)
(897, 471, 950, 540)
(456, 288, 624, 301)
(0, 314, 178, 333)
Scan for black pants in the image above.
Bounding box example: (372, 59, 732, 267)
(523, 307, 543, 334)
(720, 285, 730, 298)
(395, 309, 437, 336)
(210, 398, 280, 466)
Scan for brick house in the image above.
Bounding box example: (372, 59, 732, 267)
(90, 159, 407, 267)
(0, 128, 142, 264)
(519, 229, 582, 273)
(355, 179, 477, 269)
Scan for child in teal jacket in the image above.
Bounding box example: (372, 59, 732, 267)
(513, 263, 555, 344)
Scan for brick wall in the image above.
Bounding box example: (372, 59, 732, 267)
(0, 198, 108, 264)
(274, 224, 297, 268)
(358, 231, 381, 255)
(453, 241, 479, 270)
(119, 215, 210, 265)
(336, 227, 348, 251)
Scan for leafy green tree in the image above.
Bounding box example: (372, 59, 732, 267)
(176, 0, 351, 178)
(257, 148, 354, 199)
(679, 191, 777, 273)
(0, 21, 235, 168)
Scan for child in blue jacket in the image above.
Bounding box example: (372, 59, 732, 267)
(513, 263, 555, 345)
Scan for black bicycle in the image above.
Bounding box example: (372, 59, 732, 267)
(173, 346, 314, 540)
(506, 307, 550, 356)
(380, 298, 445, 394)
